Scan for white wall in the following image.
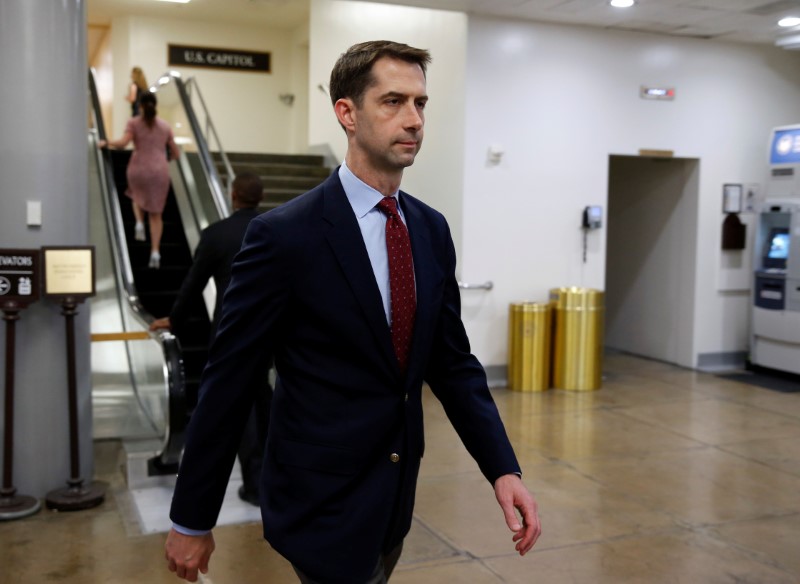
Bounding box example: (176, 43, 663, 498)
(89, 26, 114, 137)
(288, 25, 311, 154)
(110, 16, 130, 137)
(462, 17, 800, 368)
(109, 15, 306, 153)
(606, 156, 699, 367)
(308, 0, 468, 253)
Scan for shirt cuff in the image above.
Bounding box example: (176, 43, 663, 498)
(172, 522, 211, 536)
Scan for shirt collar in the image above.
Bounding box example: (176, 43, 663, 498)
(339, 161, 400, 219)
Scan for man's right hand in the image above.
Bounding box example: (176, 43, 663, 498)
(494, 474, 541, 556)
(150, 317, 171, 331)
(164, 528, 215, 582)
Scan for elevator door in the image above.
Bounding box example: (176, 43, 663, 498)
(605, 155, 699, 367)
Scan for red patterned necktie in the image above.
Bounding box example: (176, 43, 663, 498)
(377, 197, 416, 373)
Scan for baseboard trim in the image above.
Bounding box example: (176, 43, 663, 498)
(696, 351, 748, 372)
(484, 364, 507, 389)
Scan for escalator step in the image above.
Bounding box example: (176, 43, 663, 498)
(128, 243, 192, 268)
(133, 266, 191, 291)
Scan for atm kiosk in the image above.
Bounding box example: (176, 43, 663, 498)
(751, 125, 800, 374)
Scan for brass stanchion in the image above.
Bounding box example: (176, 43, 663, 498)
(0, 300, 41, 521)
(45, 296, 106, 511)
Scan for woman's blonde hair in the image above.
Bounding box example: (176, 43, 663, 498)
(131, 67, 148, 91)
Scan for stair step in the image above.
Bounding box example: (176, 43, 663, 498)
(211, 151, 331, 212)
(240, 186, 317, 202)
(128, 244, 192, 268)
(213, 151, 325, 166)
(258, 198, 302, 212)
(218, 162, 331, 179)
(256, 176, 326, 190)
(132, 265, 190, 290)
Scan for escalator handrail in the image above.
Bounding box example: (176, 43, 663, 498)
(154, 71, 231, 221)
(88, 68, 187, 469)
(186, 76, 236, 200)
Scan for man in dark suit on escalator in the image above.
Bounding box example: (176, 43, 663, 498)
(150, 172, 269, 506)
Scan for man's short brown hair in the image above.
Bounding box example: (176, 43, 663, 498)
(232, 172, 264, 207)
(329, 40, 431, 108)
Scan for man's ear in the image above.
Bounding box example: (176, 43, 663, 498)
(334, 98, 356, 133)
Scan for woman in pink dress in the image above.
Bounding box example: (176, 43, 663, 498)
(100, 92, 180, 269)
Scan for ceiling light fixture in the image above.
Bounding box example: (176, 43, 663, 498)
(155, 0, 191, 4)
(778, 16, 800, 27)
(610, 0, 635, 8)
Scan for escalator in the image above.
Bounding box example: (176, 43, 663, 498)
(107, 149, 210, 409)
(88, 69, 230, 479)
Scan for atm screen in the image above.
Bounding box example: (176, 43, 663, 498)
(763, 228, 790, 270)
(767, 230, 789, 259)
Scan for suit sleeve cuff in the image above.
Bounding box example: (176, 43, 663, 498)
(172, 522, 211, 536)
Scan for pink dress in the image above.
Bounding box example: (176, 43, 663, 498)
(124, 116, 175, 213)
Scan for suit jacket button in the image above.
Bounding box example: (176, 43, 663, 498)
(390, 453, 400, 463)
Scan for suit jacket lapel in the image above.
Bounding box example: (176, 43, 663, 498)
(321, 173, 398, 375)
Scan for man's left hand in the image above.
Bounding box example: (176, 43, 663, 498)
(149, 317, 171, 331)
(494, 473, 541, 555)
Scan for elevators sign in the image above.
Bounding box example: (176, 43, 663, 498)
(42, 246, 96, 301)
(0, 248, 40, 308)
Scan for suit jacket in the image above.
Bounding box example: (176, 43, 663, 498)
(170, 171, 520, 583)
(170, 207, 260, 336)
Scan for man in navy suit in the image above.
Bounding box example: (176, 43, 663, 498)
(165, 40, 541, 583)
(150, 172, 270, 506)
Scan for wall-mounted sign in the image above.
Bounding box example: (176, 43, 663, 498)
(640, 86, 675, 101)
(168, 44, 271, 73)
(42, 246, 95, 300)
(0, 248, 40, 308)
(722, 183, 743, 214)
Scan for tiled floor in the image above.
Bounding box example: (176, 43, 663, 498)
(2, 352, 800, 583)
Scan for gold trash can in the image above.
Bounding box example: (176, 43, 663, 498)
(550, 287, 604, 391)
(508, 302, 551, 392)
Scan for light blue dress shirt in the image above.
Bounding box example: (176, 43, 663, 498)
(338, 161, 411, 326)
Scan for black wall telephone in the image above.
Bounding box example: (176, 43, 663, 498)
(583, 206, 603, 229)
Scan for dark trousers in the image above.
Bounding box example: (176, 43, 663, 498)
(292, 542, 404, 584)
